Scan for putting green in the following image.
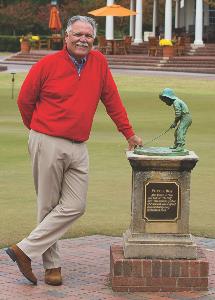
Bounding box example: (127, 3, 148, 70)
(0, 72, 214, 248)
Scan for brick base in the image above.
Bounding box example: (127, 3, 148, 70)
(110, 244, 209, 292)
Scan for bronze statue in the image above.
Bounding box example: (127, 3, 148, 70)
(159, 88, 192, 152)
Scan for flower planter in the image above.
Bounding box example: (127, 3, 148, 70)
(20, 41, 31, 53)
(162, 46, 174, 57)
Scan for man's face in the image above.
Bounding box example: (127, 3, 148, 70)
(65, 21, 94, 59)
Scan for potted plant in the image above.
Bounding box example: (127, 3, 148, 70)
(19, 34, 35, 53)
(159, 39, 174, 57)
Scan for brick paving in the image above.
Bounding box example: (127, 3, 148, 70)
(0, 235, 215, 300)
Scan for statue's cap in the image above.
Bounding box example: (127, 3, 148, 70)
(159, 88, 177, 100)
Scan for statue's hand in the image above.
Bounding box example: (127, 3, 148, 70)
(127, 135, 143, 150)
(170, 123, 177, 129)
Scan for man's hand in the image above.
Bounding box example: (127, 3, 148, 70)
(127, 135, 143, 150)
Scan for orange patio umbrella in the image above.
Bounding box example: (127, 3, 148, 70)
(88, 4, 136, 17)
(49, 6, 62, 31)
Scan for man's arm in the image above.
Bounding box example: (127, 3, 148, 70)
(101, 65, 142, 149)
(17, 63, 43, 129)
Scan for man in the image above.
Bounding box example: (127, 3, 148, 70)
(159, 88, 192, 151)
(6, 16, 142, 286)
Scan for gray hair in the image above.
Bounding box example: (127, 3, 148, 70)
(66, 16, 97, 38)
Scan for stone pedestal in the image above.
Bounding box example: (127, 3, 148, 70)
(123, 151, 198, 259)
(110, 150, 209, 292)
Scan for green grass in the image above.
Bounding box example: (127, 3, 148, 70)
(0, 72, 214, 248)
(0, 52, 12, 57)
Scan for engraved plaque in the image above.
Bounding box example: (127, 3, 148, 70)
(143, 181, 180, 222)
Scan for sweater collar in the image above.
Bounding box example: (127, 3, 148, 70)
(63, 46, 88, 63)
(69, 53, 87, 65)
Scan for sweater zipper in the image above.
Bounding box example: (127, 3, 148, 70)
(69, 59, 82, 80)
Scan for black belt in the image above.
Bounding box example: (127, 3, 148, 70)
(70, 139, 83, 144)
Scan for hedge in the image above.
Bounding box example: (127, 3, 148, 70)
(0, 35, 20, 52)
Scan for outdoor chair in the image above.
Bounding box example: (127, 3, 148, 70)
(147, 37, 160, 56)
(39, 38, 49, 50)
(97, 36, 112, 55)
(50, 34, 64, 50)
(124, 36, 132, 54)
(175, 37, 186, 56)
(31, 40, 40, 50)
(114, 39, 127, 55)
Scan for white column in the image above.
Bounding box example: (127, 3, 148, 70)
(152, 0, 158, 36)
(164, 0, 172, 40)
(106, 0, 114, 40)
(134, 0, 143, 43)
(129, 0, 135, 39)
(194, 0, 204, 45)
(175, 0, 180, 28)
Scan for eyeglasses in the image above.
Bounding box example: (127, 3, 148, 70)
(70, 32, 94, 40)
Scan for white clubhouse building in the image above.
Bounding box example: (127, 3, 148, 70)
(105, 0, 215, 46)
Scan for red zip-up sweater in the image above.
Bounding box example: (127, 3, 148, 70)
(17, 48, 134, 142)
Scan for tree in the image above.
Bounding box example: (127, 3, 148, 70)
(206, 0, 215, 7)
(0, 1, 51, 35)
(0, 1, 36, 35)
(0, 0, 159, 36)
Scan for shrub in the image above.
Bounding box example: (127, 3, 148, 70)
(0, 35, 20, 52)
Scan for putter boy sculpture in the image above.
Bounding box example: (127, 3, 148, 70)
(159, 88, 192, 152)
(111, 91, 208, 293)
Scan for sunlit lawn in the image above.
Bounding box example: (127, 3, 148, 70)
(0, 71, 214, 248)
(0, 52, 12, 57)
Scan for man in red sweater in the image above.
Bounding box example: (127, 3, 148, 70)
(6, 16, 142, 286)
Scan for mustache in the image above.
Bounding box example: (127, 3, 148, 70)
(76, 42, 88, 48)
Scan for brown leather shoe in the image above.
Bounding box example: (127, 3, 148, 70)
(45, 267, 62, 286)
(5, 245, 37, 285)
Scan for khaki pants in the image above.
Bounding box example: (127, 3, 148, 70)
(17, 130, 89, 269)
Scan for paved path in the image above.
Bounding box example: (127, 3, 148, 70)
(1, 63, 215, 78)
(111, 68, 215, 79)
(2, 62, 215, 79)
(1, 235, 215, 300)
